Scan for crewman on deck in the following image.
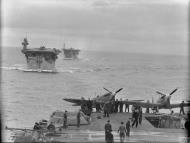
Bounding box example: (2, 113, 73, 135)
(87, 98, 93, 115)
(126, 119, 131, 137)
(125, 99, 129, 112)
(96, 101, 101, 112)
(77, 109, 81, 128)
(63, 110, 68, 129)
(119, 98, 123, 113)
(180, 101, 185, 115)
(132, 108, 139, 128)
(105, 120, 112, 142)
(131, 105, 135, 113)
(81, 97, 86, 112)
(139, 107, 142, 125)
(111, 100, 115, 113)
(104, 102, 111, 117)
(118, 122, 127, 143)
(114, 99, 119, 113)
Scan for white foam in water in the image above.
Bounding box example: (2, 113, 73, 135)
(22, 69, 57, 73)
(1, 64, 25, 71)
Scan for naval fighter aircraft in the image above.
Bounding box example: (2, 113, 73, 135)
(122, 88, 190, 112)
(63, 88, 123, 107)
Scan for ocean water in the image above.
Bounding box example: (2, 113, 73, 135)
(1, 47, 189, 138)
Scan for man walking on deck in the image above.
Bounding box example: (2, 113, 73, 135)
(77, 109, 81, 128)
(105, 120, 112, 142)
(126, 119, 131, 137)
(132, 108, 139, 128)
(118, 122, 127, 143)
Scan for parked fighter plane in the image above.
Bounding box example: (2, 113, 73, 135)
(63, 88, 123, 106)
(123, 88, 190, 112)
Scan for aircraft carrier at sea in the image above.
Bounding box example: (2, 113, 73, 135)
(62, 44, 80, 60)
(21, 38, 61, 72)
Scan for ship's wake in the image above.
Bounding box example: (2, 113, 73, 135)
(1, 64, 111, 74)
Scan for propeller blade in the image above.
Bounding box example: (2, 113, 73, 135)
(115, 88, 123, 94)
(156, 91, 166, 97)
(169, 88, 178, 95)
(103, 87, 112, 93)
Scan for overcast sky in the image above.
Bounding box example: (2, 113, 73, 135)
(1, 0, 189, 55)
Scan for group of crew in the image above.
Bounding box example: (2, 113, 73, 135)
(103, 98, 130, 117)
(62, 109, 83, 129)
(105, 119, 131, 143)
(131, 105, 143, 128)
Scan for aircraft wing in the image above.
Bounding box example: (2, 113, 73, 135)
(170, 102, 190, 108)
(63, 98, 88, 106)
(122, 100, 161, 108)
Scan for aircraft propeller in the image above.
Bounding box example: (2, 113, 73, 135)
(156, 88, 178, 99)
(115, 88, 123, 94)
(169, 88, 178, 96)
(103, 87, 112, 93)
(103, 88, 123, 95)
(156, 91, 166, 98)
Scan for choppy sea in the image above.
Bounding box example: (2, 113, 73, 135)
(1, 47, 189, 141)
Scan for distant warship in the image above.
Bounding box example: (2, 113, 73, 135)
(21, 38, 61, 72)
(62, 44, 80, 60)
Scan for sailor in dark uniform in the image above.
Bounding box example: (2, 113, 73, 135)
(63, 110, 68, 129)
(105, 120, 112, 142)
(180, 101, 185, 115)
(77, 109, 81, 128)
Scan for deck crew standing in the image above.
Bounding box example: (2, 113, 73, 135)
(105, 120, 112, 142)
(119, 98, 123, 113)
(104, 102, 110, 117)
(77, 109, 81, 128)
(125, 99, 129, 112)
(118, 122, 127, 143)
(139, 107, 142, 125)
(63, 110, 68, 129)
(132, 108, 139, 128)
(111, 100, 115, 113)
(180, 101, 185, 115)
(114, 99, 119, 113)
(87, 98, 93, 116)
(126, 119, 131, 137)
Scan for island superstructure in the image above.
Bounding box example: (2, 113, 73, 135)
(21, 38, 61, 71)
(62, 43, 80, 60)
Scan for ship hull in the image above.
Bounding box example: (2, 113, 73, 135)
(25, 54, 56, 70)
(62, 48, 80, 60)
